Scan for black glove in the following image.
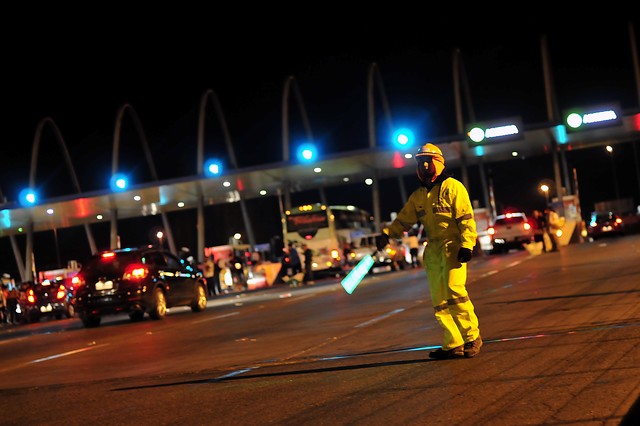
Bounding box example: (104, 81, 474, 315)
(375, 233, 390, 251)
(457, 247, 472, 263)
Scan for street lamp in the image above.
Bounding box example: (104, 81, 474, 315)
(540, 184, 550, 207)
(605, 145, 620, 201)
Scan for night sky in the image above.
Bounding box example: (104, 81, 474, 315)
(1, 11, 639, 278)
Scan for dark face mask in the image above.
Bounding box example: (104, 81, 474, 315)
(416, 157, 435, 184)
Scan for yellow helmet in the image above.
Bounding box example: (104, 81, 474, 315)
(415, 143, 444, 160)
(415, 143, 445, 182)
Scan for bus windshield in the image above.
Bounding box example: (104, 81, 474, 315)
(283, 204, 374, 275)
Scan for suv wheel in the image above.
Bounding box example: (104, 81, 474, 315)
(191, 284, 207, 312)
(81, 314, 101, 328)
(129, 310, 145, 322)
(148, 287, 167, 320)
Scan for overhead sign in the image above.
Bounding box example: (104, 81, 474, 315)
(564, 103, 622, 132)
(467, 117, 524, 146)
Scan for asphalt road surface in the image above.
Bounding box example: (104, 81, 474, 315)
(1, 235, 639, 425)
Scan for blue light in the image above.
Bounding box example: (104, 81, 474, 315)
(392, 128, 415, 149)
(553, 125, 568, 144)
(204, 159, 223, 177)
(110, 173, 129, 192)
(473, 146, 485, 157)
(296, 143, 317, 163)
(19, 188, 37, 206)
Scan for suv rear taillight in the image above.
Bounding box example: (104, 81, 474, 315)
(523, 222, 531, 231)
(56, 285, 66, 300)
(123, 264, 149, 280)
(27, 289, 36, 304)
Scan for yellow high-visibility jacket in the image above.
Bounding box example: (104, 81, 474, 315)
(387, 177, 477, 250)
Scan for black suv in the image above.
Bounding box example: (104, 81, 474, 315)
(72, 246, 208, 327)
(19, 279, 75, 323)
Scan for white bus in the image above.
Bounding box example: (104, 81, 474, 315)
(283, 204, 375, 277)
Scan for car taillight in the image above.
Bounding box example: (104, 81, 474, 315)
(27, 289, 36, 304)
(123, 264, 148, 280)
(487, 227, 496, 236)
(56, 285, 66, 300)
(72, 275, 85, 288)
(615, 218, 622, 224)
(524, 222, 531, 230)
(102, 252, 116, 260)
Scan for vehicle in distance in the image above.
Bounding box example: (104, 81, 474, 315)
(71, 246, 208, 327)
(587, 211, 625, 240)
(487, 212, 534, 253)
(346, 234, 394, 274)
(19, 279, 75, 323)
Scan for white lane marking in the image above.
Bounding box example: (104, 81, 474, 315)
(355, 308, 405, 328)
(285, 294, 316, 302)
(479, 270, 500, 279)
(31, 343, 109, 363)
(192, 311, 240, 324)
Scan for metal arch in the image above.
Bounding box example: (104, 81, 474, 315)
(367, 63, 398, 232)
(23, 117, 97, 282)
(196, 89, 256, 262)
(281, 75, 318, 211)
(110, 103, 176, 254)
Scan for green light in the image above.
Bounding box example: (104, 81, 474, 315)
(468, 127, 485, 143)
(566, 113, 583, 128)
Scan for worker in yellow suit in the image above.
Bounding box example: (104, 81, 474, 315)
(376, 143, 482, 360)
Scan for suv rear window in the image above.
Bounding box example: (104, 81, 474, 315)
(495, 216, 525, 226)
(83, 252, 144, 275)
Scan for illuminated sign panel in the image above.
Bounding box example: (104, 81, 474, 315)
(467, 117, 523, 146)
(564, 104, 622, 132)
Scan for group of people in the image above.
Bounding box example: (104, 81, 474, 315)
(280, 242, 314, 286)
(1, 274, 22, 325)
(532, 208, 562, 252)
(202, 253, 251, 297)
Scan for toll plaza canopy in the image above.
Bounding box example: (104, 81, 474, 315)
(1, 112, 638, 238)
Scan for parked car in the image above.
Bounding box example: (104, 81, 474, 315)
(587, 211, 625, 240)
(19, 279, 75, 323)
(71, 246, 208, 327)
(487, 212, 534, 254)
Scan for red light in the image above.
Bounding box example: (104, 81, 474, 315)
(487, 227, 495, 235)
(123, 264, 148, 280)
(505, 213, 513, 218)
(616, 218, 622, 224)
(392, 151, 405, 169)
(524, 222, 531, 230)
(633, 113, 640, 131)
(71, 275, 84, 287)
(102, 252, 116, 259)
(27, 289, 35, 304)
